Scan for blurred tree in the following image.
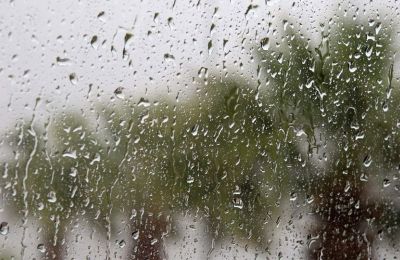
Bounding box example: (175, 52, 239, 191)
(262, 18, 400, 258)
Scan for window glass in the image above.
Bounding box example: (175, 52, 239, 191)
(0, 0, 399, 259)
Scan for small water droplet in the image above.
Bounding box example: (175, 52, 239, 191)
(382, 101, 389, 112)
(191, 124, 199, 136)
(187, 176, 194, 184)
(90, 35, 98, 49)
(348, 62, 357, 73)
(233, 197, 243, 209)
(208, 40, 213, 55)
(210, 23, 215, 35)
(56, 57, 71, 66)
(69, 167, 78, 177)
(69, 73, 77, 85)
(97, 11, 106, 21)
(63, 150, 77, 159)
(167, 17, 174, 29)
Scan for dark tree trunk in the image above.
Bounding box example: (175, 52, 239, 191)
(308, 173, 380, 260)
(130, 212, 167, 260)
(43, 239, 64, 260)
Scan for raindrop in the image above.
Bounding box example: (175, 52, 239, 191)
(283, 20, 289, 31)
(47, 191, 57, 203)
(191, 124, 199, 136)
(138, 97, 150, 107)
(37, 244, 46, 253)
(0, 222, 9, 235)
(118, 240, 126, 248)
(56, 57, 71, 66)
(348, 62, 357, 73)
(289, 192, 297, 201)
(69, 167, 78, 177)
(114, 87, 125, 99)
(164, 53, 175, 62)
(208, 40, 213, 55)
(363, 154, 372, 167)
(245, 4, 258, 17)
(167, 17, 174, 29)
(233, 197, 243, 209)
(124, 33, 133, 45)
(132, 230, 139, 240)
(90, 35, 98, 49)
(210, 23, 215, 35)
(260, 37, 270, 50)
(63, 150, 77, 159)
(187, 176, 194, 184)
(97, 11, 106, 21)
(382, 101, 389, 112)
(69, 73, 77, 85)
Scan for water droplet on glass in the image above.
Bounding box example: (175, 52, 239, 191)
(69, 73, 77, 85)
(191, 124, 199, 136)
(260, 37, 270, 50)
(56, 57, 71, 66)
(208, 40, 213, 55)
(37, 244, 46, 253)
(289, 192, 297, 201)
(164, 53, 175, 62)
(187, 176, 194, 184)
(69, 167, 78, 177)
(138, 97, 150, 107)
(233, 197, 243, 209)
(118, 240, 126, 248)
(0, 222, 9, 235)
(63, 150, 77, 159)
(97, 11, 106, 21)
(132, 230, 139, 240)
(114, 87, 125, 99)
(47, 191, 57, 203)
(90, 35, 98, 49)
(363, 154, 372, 167)
(383, 178, 391, 187)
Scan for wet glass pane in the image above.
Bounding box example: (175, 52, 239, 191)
(1, 0, 400, 259)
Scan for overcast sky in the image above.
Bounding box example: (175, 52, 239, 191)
(0, 0, 398, 128)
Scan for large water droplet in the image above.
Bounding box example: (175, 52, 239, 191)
(114, 87, 125, 100)
(363, 154, 372, 167)
(260, 37, 270, 50)
(0, 222, 9, 235)
(47, 191, 57, 203)
(132, 230, 139, 240)
(37, 244, 46, 253)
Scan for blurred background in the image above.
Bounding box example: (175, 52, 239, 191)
(1, 0, 400, 259)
